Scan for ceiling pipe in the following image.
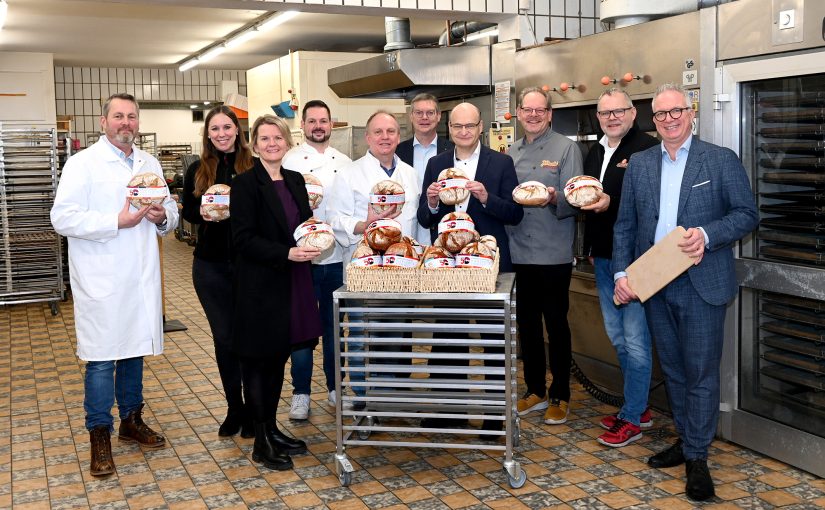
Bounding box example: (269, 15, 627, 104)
(600, 0, 731, 28)
(384, 17, 414, 51)
(438, 21, 497, 46)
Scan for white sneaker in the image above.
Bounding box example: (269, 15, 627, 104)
(289, 393, 311, 420)
(328, 390, 337, 407)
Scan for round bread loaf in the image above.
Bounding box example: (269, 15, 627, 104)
(369, 179, 405, 214)
(437, 212, 479, 254)
(127, 172, 167, 208)
(402, 235, 424, 256)
(294, 218, 335, 252)
(478, 235, 498, 253)
(512, 180, 549, 206)
(351, 240, 382, 267)
(421, 246, 455, 268)
(352, 240, 377, 259)
(384, 242, 419, 259)
(364, 218, 402, 251)
(202, 184, 230, 221)
(459, 241, 495, 258)
(456, 241, 496, 269)
(303, 173, 324, 209)
(564, 175, 603, 207)
(437, 167, 470, 205)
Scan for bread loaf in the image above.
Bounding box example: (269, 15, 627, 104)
(303, 173, 324, 209)
(369, 179, 405, 214)
(383, 242, 420, 268)
(437, 167, 470, 205)
(201, 184, 230, 221)
(351, 240, 382, 267)
(293, 218, 335, 252)
(364, 218, 402, 251)
(512, 181, 549, 206)
(421, 246, 455, 268)
(478, 235, 498, 254)
(456, 241, 496, 268)
(402, 235, 424, 256)
(564, 175, 603, 207)
(436, 212, 479, 253)
(127, 172, 167, 208)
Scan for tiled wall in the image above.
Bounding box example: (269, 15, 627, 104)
(529, 0, 602, 41)
(53, 66, 247, 147)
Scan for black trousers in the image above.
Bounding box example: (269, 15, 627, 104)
(514, 263, 572, 401)
(240, 351, 290, 422)
(192, 258, 246, 412)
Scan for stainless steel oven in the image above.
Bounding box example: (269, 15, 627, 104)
(715, 0, 825, 477)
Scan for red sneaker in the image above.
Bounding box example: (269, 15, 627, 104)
(600, 407, 652, 430)
(597, 418, 642, 448)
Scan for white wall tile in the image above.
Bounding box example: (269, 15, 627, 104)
(435, 0, 451, 9)
(582, 0, 595, 17)
(363, 0, 380, 6)
(143, 69, 151, 84)
(74, 100, 84, 115)
(90, 68, 99, 84)
(238, 72, 246, 85)
(159, 85, 168, 101)
(565, 0, 578, 15)
(143, 84, 152, 100)
(151, 84, 160, 100)
(535, 0, 549, 15)
(109, 68, 118, 83)
(126, 84, 135, 96)
(504, 0, 518, 13)
(56, 100, 65, 116)
(469, 0, 484, 11)
(64, 101, 74, 115)
(344, 0, 362, 6)
(175, 86, 184, 100)
(551, 0, 563, 15)
(400, 0, 416, 8)
(535, 15, 550, 41)
(325, 0, 344, 4)
(191, 70, 200, 85)
(581, 18, 595, 36)
(183, 72, 191, 86)
(595, 20, 605, 33)
(55, 84, 64, 100)
(74, 84, 83, 99)
(420, 0, 435, 8)
(565, 17, 580, 37)
(487, 0, 503, 13)
(85, 116, 96, 133)
(81, 67, 91, 82)
(55, 67, 64, 83)
(207, 85, 216, 100)
(92, 101, 101, 116)
(185, 86, 192, 99)
(82, 83, 91, 99)
(382, 0, 400, 7)
(91, 84, 100, 100)
(85, 100, 94, 116)
(100, 84, 110, 100)
(150, 69, 159, 84)
(550, 16, 565, 37)
(454, 0, 469, 11)
(133, 85, 143, 100)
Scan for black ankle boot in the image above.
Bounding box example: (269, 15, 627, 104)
(218, 410, 243, 437)
(251, 422, 292, 470)
(269, 425, 307, 455)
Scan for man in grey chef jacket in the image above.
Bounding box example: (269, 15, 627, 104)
(51, 93, 178, 477)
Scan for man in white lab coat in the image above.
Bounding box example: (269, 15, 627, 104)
(331, 110, 420, 406)
(51, 93, 178, 477)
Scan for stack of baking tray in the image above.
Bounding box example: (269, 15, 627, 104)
(757, 92, 825, 266)
(0, 126, 64, 314)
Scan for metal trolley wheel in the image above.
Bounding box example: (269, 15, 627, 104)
(507, 468, 527, 489)
(339, 470, 352, 486)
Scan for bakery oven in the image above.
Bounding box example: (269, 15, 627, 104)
(714, 0, 825, 477)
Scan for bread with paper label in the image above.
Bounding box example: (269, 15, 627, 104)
(564, 175, 603, 207)
(437, 211, 479, 253)
(369, 179, 405, 214)
(201, 184, 231, 221)
(421, 246, 455, 268)
(478, 235, 498, 254)
(512, 180, 549, 206)
(459, 240, 495, 258)
(302, 173, 324, 209)
(437, 167, 470, 205)
(294, 218, 335, 251)
(364, 218, 402, 251)
(127, 172, 167, 208)
(384, 242, 419, 260)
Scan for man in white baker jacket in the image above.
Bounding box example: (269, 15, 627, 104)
(50, 93, 178, 477)
(282, 99, 352, 418)
(331, 110, 419, 407)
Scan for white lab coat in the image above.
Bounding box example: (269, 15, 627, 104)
(50, 138, 179, 361)
(331, 152, 420, 264)
(282, 143, 352, 265)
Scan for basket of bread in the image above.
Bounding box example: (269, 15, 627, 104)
(345, 218, 421, 292)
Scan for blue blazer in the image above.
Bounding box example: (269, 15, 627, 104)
(612, 137, 758, 306)
(396, 136, 454, 168)
(416, 145, 523, 271)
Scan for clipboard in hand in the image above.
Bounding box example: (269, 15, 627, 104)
(614, 226, 695, 305)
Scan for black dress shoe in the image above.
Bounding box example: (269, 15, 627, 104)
(420, 417, 468, 429)
(270, 427, 308, 455)
(648, 439, 686, 468)
(218, 413, 242, 437)
(685, 459, 715, 501)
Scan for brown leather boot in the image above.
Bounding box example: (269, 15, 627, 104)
(89, 426, 115, 477)
(118, 403, 166, 448)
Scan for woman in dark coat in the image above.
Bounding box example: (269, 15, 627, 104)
(182, 106, 255, 437)
(230, 115, 322, 471)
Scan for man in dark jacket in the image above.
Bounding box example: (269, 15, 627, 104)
(582, 88, 659, 448)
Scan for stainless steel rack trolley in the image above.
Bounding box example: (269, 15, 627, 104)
(0, 126, 64, 314)
(332, 273, 525, 489)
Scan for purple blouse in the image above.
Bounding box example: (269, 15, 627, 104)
(274, 179, 321, 346)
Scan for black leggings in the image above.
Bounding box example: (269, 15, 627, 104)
(240, 351, 290, 423)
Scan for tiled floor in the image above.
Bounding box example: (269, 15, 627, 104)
(2, 239, 824, 510)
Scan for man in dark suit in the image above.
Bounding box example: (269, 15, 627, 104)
(397, 93, 454, 244)
(582, 88, 659, 449)
(613, 83, 758, 501)
(416, 102, 523, 433)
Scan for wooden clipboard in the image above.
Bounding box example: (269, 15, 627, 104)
(614, 226, 694, 304)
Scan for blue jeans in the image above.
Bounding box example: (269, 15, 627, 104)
(290, 262, 343, 394)
(594, 257, 652, 426)
(84, 357, 144, 431)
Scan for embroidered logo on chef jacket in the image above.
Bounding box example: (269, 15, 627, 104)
(541, 160, 559, 169)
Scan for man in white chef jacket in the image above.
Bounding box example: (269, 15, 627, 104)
(331, 110, 419, 407)
(282, 99, 352, 418)
(51, 93, 178, 477)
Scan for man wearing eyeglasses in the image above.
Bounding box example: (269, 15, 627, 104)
(507, 86, 583, 427)
(416, 102, 523, 433)
(397, 94, 454, 244)
(582, 89, 659, 449)
(613, 83, 757, 501)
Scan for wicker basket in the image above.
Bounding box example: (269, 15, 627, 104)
(418, 251, 499, 293)
(345, 265, 420, 293)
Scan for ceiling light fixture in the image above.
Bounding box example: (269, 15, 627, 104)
(177, 10, 299, 73)
(0, 0, 8, 32)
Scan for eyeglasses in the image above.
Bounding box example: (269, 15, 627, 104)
(412, 110, 437, 119)
(653, 107, 692, 121)
(449, 121, 481, 131)
(596, 107, 633, 119)
(520, 107, 549, 116)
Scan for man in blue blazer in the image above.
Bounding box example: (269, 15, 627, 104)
(613, 84, 758, 502)
(416, 102, 523, 433)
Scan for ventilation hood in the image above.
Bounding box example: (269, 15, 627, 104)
(327, 46, 491, 101)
